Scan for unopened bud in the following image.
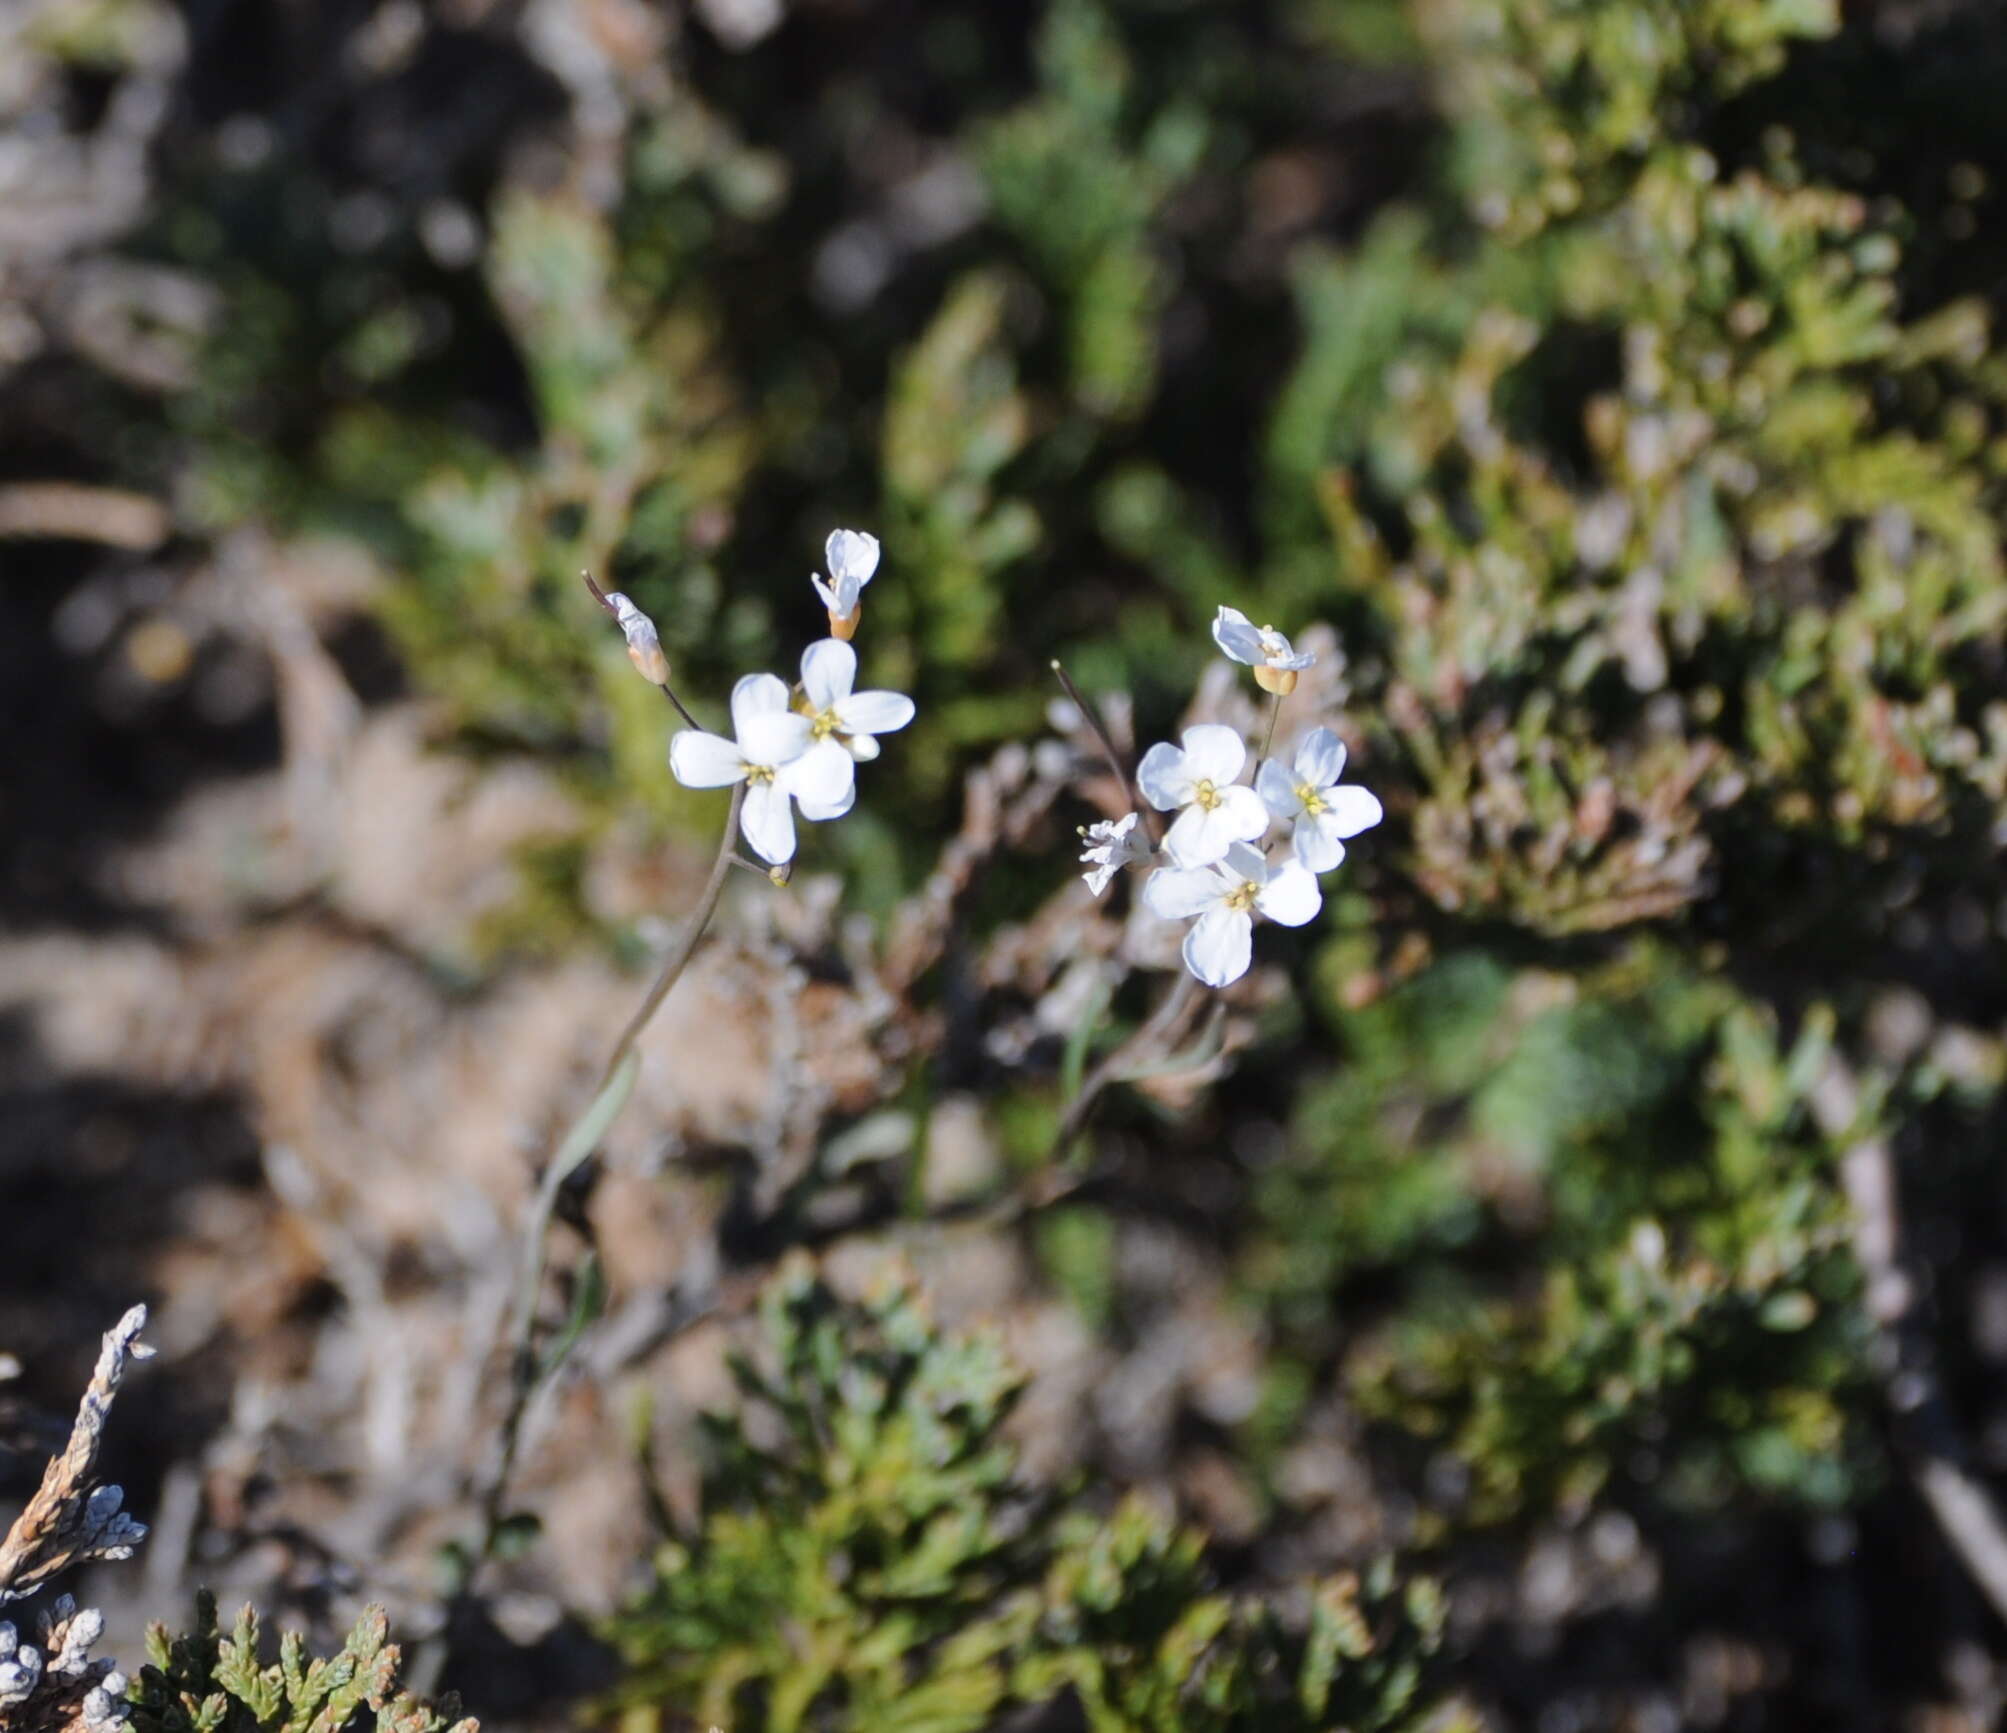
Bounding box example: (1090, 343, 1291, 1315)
(826, 602, 862, 642)
(605, 592, 671, 686)
(1252, 664, 1299, 696)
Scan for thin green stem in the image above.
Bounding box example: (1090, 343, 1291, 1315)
(1256, 689, 1285, 772)
(475, 780, 746, 1568)
(1051, 970, 1204, 1161)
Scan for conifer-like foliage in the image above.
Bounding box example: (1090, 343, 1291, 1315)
(129, 1596, 472, 1733)
(609, 1259, 1451, 1733)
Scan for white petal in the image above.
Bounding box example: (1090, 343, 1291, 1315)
(1164, 802, 1232, 868)
(1256, 860, 1322, 927)
(1213, 784, 1270, 845)
(1178, 724, 1247, 788)
(1211, 606, 1265, 667)
(811, 573, 842, 614)
(1184, 907, 1253, 988)
(731, 672, 793, 738)
(1257, 757, 1303, 821)
(825, 528, 881, 590)
(846, 733, 881, 761)
(739, 708, 813, 768)
(1294, 726, 1347, 789)
(1293, 814, 1345, 874)
(740, 779, 797, 865)
(1221, 840, 1270, 886)
(1273, 645, 1318, 672)
(784, 738, 856, 821)
(1144, 864, 1222, 922)
(833, 689, 915, 737)
(1323, 784, 1385, 839)
(1137, 741, 1193, 811)
(669, 730, 748, 788)
(1083, 861, 1118, 897)
(800, 638, 856, 711)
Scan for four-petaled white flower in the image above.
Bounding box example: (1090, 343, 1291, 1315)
(669, 673, 853, 866)
(1144, 842, 1322, 989)
(799, 637, 914, 766)
(1138, 723, 1268, 868)
(1256, 726, 1384, 872)
(1213, 605, 1316, 694)
(812, 529, 880, 639)
(1078, 812, 1152, 896)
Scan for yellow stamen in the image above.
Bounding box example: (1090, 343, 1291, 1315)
(1225, 881, 1260, 913)
(1297, 783, 1325, 815)
(1193, 779, 1222, 811)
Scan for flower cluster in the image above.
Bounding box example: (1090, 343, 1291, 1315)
(612, 530, 913, 868)
(1078, 610, 1382, 987)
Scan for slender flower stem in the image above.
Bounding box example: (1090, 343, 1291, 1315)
(1051, 659, 1162, 842)
(474, 781, 746, 1570)
(1051, 970, 1204, 1159)
(1256, 689, 1285, 771)
(654, 680, 705, 733)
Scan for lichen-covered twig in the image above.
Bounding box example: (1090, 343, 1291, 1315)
(0, 1308, 153, 1605)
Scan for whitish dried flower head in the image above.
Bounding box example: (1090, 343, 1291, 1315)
(1213, 605, 1315, 694)
(1078, 812, 1151, 896)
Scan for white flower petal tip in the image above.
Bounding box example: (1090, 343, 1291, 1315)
(1142, 843, 1321, 988)
(604, 591, 670, 686)
(1137, 725, 1264, 867)
(1078, 812, 1153, 897)
(813, 528, 881, 628)
(1211, 604, 1317, 686)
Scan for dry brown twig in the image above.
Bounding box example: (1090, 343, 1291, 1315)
(0, 1307, 152, 1605)
(0, 1306, 154, 1733)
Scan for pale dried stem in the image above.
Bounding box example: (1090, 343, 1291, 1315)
(1823, 1062, 2007, 1626)
(0, 1308, 152, 1604)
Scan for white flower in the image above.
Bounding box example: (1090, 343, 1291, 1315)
(1144, 842, 1322, 988)
(1213, 605, 1315, 693)
(812, 528, 880, 637)
(669, 673, 853, 865)
(1078, 812, 1152, 896)
(603, 590, 670, 686)
(1256, 726, 1384, 872)
(799, 637, 914, 765)
(1137, 723, 1270, 868)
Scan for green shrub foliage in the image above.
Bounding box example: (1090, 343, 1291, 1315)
(129, 1595, 472, 1733)
(607, 1259, 1451, 1732)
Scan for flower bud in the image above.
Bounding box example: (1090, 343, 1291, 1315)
(605, 592, 671, 686)
(1252, 664, 1298, 696)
